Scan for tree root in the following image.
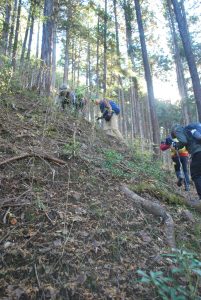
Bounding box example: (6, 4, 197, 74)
(0, 153, 67, 167)
(121, 185, 176, 248)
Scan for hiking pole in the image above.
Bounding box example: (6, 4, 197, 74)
(175, 148, 191, 200)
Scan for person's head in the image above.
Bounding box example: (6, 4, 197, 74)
(59, 84, 68, 91)
(94, 99, 101, 105)
(171, 124, 183, 138)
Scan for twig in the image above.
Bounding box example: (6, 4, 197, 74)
(0, 153, 67, 167)
(34, 264, 41, 289)
(3, 207, 11, 224)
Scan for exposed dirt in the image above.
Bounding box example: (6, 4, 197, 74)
(0, 92, 201, 299)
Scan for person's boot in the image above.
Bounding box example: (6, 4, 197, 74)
(175, 171, 183, 187)
(177, 177, 183, 187)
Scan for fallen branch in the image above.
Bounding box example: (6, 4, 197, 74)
(121, 185, 176, 248)
(0, 153, 67, 167)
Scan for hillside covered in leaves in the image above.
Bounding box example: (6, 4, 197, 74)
(0, 91, 201, 300)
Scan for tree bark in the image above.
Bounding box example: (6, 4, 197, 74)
(1, 0, 11, 56)
(8, 0, 18, 57)
(12, 0, 22, 70)
(167, 0, 190, 124)
(103, 0, 107, 96)
(134, 0, 160, 156)
(171, 0, 201, 121)
(51, 0, 59, 89)
(20, 6, 32, 63)
(39, 0, 53, 95)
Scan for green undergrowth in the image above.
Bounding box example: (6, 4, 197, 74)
(102, 148, 170, 184)
(137, 250, 201, 300)
(130, 182, 184, 205)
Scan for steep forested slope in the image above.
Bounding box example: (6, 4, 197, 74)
(0, 92, 201, 299)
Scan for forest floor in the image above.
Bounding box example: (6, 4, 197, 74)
(0, 90, 201, 300)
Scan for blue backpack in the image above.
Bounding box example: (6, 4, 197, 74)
(184, 123, 201, 142)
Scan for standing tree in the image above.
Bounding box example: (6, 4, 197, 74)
(171, 0, 201, 121)
(39, 0, 53, 95)
(103, 0, 107, 95)
(134, 0, 160, 154)
(12, 0, 22, 70)
(166, 0, 190, 124)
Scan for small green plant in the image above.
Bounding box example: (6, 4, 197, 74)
(137, 250, 201, 300)
(62, 139, 80, 157)
(102, 149, 126, 177)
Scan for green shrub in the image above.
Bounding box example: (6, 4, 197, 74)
(137, 250, 201, 300)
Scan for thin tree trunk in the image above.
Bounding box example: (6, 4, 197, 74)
(113, 0, 127, 137)
(36, 20, 40, 59)
(1, 0, 11, 56)
(20, 6, 32, 63)
(171, 0, 201, 121)
(39, 0, 53, 95)
(96, 14, 100, 97)
(8, 0, 18, 57)
(27, 0, 37, 60)
(134, 0, 160, 155)
(12, 0, 22, 70)
(167, 0, 190, 124)
(103, 0, 107, 96)
(51, 0, 59, 89)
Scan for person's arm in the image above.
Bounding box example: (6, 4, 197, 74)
(103, 99, 112, 112)
(160, 143, 170, 151)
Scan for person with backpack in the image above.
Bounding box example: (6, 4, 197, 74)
(160, 136, 190, 191)
(95, 98, 124, 141)
(56, 84, 76, 111)
(171, 123, 201, 200)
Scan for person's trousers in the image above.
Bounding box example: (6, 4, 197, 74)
(103, 114, 124, 141)
(190, 151, 201, 199)
(172, 156, 190, 186)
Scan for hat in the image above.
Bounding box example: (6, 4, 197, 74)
(59, 84, 68, 91)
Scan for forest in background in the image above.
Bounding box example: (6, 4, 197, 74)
(0, 0, 201, 153)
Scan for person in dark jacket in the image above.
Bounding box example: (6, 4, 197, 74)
(160, 136, 190, 191)
(171, 124, 201, 200)
(95, 98, 124, 141)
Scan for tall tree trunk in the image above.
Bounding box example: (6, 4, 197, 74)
(103, 0, 107, 96)
(12, 0, 21, 70)
(51, 0, 59, 89)
(27, 0, 37, 60)
(20, 6, 32, 63)
(96, 14, 100, 97)
(167, 0, 190, 124)
(36, 20, 40, 59)
(8, 0, 17, 57)
(113, 0, 127, 137)
(123, 0, 135, 69)
(39, 0, 53, 95)
(63, 4, 72, 85)
(1, 0, 11, 56)
(134, 0, 160, 155)
(171, 0, 201, 121)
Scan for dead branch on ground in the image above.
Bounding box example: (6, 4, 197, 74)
(0, 153, 67, 167)
(121, 185, 176, 248)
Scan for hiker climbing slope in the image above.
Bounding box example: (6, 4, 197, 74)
(171, 123, 201, 200)
(160, 136, 190, 191)
(95, 98, 124, 142)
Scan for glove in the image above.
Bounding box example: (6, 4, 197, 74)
(172, 141, 179, 149)
(96, 116, 103, 121)
(165, 137, 173, 145)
